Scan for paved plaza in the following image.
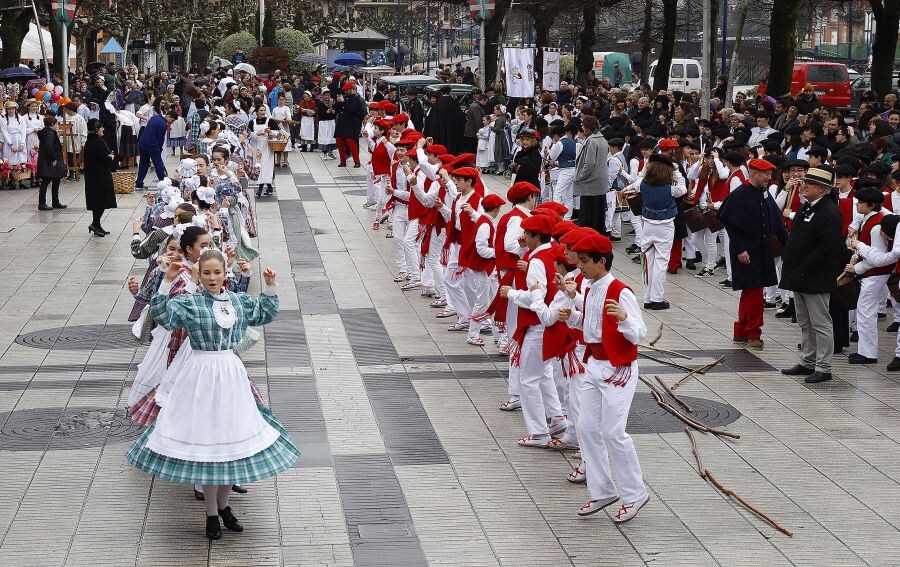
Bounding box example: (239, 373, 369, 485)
(1, 150, 900, 566)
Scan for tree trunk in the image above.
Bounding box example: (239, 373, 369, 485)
(484, 0, 511, 90)
(652, 0, 677, 90)
(527, 5, 557, 83)
(725, 1, 749, 106)
(49, 16, 72, 77)
(869, 0, 900, 97)
(575, 0, 597, 86)
(0, 10, 33, 70)
(639, 0, 652, 85)
(706, 0, 718, 83)
(766, 0, 801, 99)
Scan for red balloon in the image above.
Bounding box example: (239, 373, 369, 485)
(51, 93, 60, 102)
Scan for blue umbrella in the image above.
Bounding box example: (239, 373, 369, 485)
(333, 53, 366, 66)
(0, 67, 38, 80)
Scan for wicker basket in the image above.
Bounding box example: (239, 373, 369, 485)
(112, 170, 137, 194)
(11, 169, 30, 182)
(267, 140, 288, 152)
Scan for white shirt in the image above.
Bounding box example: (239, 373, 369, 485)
(503, 205, 530, 258)
(470, 211, 496, 260)
(567, 273, 645, 345)
(508, 242, 552, 310)
(854, 211, 893, 274)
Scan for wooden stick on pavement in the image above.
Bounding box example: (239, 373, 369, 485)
(704, 470, 794, 537)
(670, 355, 726, 390)
(684, 427, 706, 478)
(640, 343, 693, 360)
(638, 352, 696, 373)
(656, 375, 693, 413)
(648, 322, 664, 346)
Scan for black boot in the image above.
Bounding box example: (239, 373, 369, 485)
(256, 185, 263, 198)
(218, 506, 244, 532)
(206, 515, 222, 540)
(231, 484, 247, 494)
(194, 488, 205, 500)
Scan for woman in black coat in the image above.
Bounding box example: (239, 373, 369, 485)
(36, 115, 67, 211)
(510, 129, 543, 188)
(83, 118, 116, 236)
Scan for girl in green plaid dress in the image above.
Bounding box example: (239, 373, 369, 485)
(126, 249, 299, 540)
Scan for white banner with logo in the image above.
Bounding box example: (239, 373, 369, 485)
(542, 48, 560, 92)
(503, 47, 535, 98)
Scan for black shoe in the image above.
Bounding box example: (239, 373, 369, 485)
(206, 515, 222, 540)
(764, 302, 777, 309)
(631, 255, 642, 264)
(88, 224, 105, 237)
(715, 257, 726, 268)
(888, 322, 900, 332)
(38, 204, 53, 211)
(194, 488, 205, 500)
(878, 312, 887, 319)
(98, 227, 110, 235)
(887, 357, 900, 371)
(848, 353, 877, 364)
(353, 163, 361, 168)
(850, 331, 859, 342)
(626, 244, 640, 254)
(52, 202, 67, 209)
(694, 252, 702, 262)
(609, 235, 622, 242)
(775, 301, 794, 318)
(231, 484, 247, 494)
(685, 260, 696, 270)
(804, 371, 832, 384)
(338, 162, 347, 167)
(644, 300, 670, 310)
(255, 187, 263, 197)
(835, 347, 844, 354)
(781, 364, 815, 376)
(719, 279, 732, 287)
(667, 268, 678, 274)
(218, 506, 244, 532)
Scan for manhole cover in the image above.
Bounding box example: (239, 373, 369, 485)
(15, 324, 136, 350)
(334, 175, 368, 182)
(345, 189, 368, 197)
(0, 406, 144, 451)
(626, 392, 740, 434)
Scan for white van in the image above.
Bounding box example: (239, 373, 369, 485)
(647, 58, 702, 92)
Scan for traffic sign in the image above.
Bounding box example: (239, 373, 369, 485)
(468, 0, 494, 22)
(51, 1, 76, 25)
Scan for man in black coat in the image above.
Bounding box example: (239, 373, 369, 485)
(334, 82, 367, 167)
(401, 90, 425, 132)
(779, 168, 844, 383)
(717, 158, 787, 349)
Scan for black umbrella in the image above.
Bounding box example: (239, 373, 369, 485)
(86, 61, 107, 74)
(0, 67, 38, 81)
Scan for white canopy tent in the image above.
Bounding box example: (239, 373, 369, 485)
(0, 23, 77, 63)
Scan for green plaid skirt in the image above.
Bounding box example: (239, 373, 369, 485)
(126, 404, 300, 485)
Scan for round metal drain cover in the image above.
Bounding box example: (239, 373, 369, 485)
(334, 175, 368, 182)
(15, 324, 135, 350)
(626, 392, 740, 434)
(0, 406, 144, 451)
(344, 189, 368, 197)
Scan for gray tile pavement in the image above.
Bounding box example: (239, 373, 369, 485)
(0, 148, 898, 566)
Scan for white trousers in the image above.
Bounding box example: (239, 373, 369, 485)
(719, 229, 731, 279)
(443, 243, 471, 323)
(403, 219, 423, 285)
(554, 168, 576, 219)
(630, 214, 644, 248)
(693, 227, 717, 270)
(550, 358, 569, 418)
(373, 176, 388, 223)
(467, 270, 496, 341)
(392, 207, 411, 275)
(857, 274, 890, 359)
(519, 326, 563, 436)
(641, 220, 674, 303)
(423, 227, 445, 298)
(505, 278, 521, 399)
(579, 358, 646, 503)
(606, 192, 623, 238)
(559, 344, 585, 446)
(365, 170, 376, 205)
(765, 257, 784, 303)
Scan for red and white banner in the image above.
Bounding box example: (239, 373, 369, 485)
(504, 47, 535, 98)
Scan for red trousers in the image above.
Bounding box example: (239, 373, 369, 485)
(734, 287, 764, 339)
(668, 239, 683, 271)
(335, 137, 360, 165)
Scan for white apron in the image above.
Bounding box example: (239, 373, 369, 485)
(318, 119, 335, 145)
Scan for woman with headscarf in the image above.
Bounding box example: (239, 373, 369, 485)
(83, 117, 116, 236)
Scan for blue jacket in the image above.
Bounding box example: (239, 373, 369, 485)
(139, 114, 167, 152)
(640, 182, 677, 221)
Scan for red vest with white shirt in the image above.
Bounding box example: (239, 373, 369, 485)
(512, 247, 576, 361)
(460, 215, 495, 273)
(582, 278, 639, 367)
(860, 212, 894, 277)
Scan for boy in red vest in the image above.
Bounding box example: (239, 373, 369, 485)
(561, 233, 649, 523)
(439, 166, 483, 332)
(494, 182, 539, 411)
(847, 186, 895, 364)
(500, 214, 570, 447)
(462, 192, 505, 346)
(386, 133, 422, 285)
(365, 119, 395, 231)
(409, 139, 450, 309)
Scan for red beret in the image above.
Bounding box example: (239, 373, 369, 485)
(552, 220, 578, 239)
(521, 214, 557, 235)
(571, 233, 613, 254)
(374, 119, 393, 132)
(382, 102, 398, 114)
(400, 128, 417, 138)
(452, 153, 477, 166)
(332, 71, 342, 78)
(507, 181, 540, 201)
(531, 207, 562, 224)
(559, 226, 601, 246)
(392, 113, 410, 125)
(451, 166, 479, 180)
(438, 153, 456, 163)
(481, 193, 505, 210)
(396, 134, 422, 147)
(368, 100, 384, 109)
(341, 81, 356, 92)
(536, 201, 569, 216)
(658, 138, 679, 151)
(551, 243, 570, 264)
(747, 158, 776, 171)
(424, 144, 448, 155)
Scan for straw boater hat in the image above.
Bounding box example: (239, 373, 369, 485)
(4, 101, 18, 109)
(802, 167, 835, 189)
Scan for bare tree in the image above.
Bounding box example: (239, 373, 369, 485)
(869, 0, 900, 97)
(651, 0, 678, 90)
(766, 0, 802, 98)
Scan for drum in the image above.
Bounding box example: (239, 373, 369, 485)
(626, 192, 643, 216)
(683, 206, 707, 233)
(703, 207, 724, 232)
(835, 272, 860, 310)
(615, 191, 629, 213)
